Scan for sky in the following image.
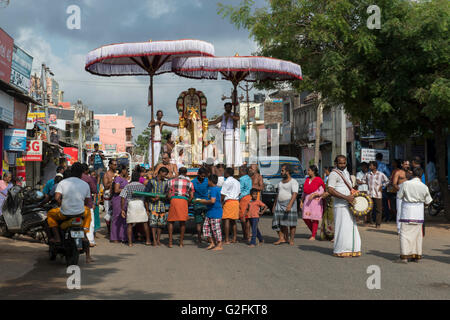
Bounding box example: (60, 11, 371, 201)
(0, 0, 267, 138)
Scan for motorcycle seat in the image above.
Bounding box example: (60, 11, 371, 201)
(22, 204, 42, 212)
(59, 214, 84, 231)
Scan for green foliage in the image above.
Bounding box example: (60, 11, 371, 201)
(218, 0, 450, 142)
(134, 128, 172, 156)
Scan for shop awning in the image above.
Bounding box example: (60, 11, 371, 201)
(0, 79, 42, 106)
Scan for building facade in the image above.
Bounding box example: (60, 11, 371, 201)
(94, 111, 134, 155)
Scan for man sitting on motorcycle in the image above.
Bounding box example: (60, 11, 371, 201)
(47, 162, 93, 263)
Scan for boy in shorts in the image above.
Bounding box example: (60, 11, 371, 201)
(145, 167, 169, 246)
(199, 175, 223, 251)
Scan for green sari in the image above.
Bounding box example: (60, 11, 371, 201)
(320, 182, 334, 241)
(94, 183, 101, 232)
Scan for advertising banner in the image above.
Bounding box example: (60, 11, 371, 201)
(48, 106, 75, 121)
(0, 28, 13, 83)
(85, 141, 103, 151)
(26, 112, 46, 129)
(16, 158, 26, 185)
(23, 140, 43, 161)
(361, 148, 390, 164)
(3, 128, 27, 151)
(64, 147, 78, 165)
(9, 45, 33, 93)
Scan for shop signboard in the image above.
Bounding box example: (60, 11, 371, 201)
(23, 140, 42, 161)
(9, 45, 33, 93)
(0, 89, 14, 125)
(361, 148, 389, 164)
(3, 128, 27, 151)
(0, 28, 13, 83)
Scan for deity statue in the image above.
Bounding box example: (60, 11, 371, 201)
(175, 88, 208, 166)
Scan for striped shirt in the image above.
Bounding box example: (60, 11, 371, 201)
(363, 170, 389, 199)
(145, 178, 169, 212)
(167, 175, 193, 199)
(120, 182, 146, 203)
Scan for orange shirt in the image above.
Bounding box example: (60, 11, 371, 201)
(246, 199, 266, 218)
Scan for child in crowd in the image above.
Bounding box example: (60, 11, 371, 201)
(245, 188, 267, 247)
(199, 174, 223, 251)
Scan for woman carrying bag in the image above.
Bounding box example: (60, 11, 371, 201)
(120, 169, 151, 247)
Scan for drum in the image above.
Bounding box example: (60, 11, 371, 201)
(350, 192, 373, 216)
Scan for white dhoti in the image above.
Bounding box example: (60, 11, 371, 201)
(396, 197, 402, 233)
(399, 222, 423, 259)
(223, 129, 242, 167)
(104, 198, 111, 222)
(333, 205, 362, 257)
(398, 201, 424, 259)
(148, 141, 161, 166)
(86, 208, 95, 244)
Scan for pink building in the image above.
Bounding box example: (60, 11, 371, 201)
(94, 111, 134, 154)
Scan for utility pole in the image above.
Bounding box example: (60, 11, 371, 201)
(314, 92, 323, 167)
(77, 101, 85, 163)
(40, 63, 53, 142)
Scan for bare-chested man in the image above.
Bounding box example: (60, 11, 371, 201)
(249, 164, 264, 200)
(103, 159, 118, 235)
(393, 160, 410, 233)
(148, 110, 178, 166)
(154, 152, 178, 179)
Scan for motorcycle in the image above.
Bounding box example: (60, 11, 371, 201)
(0, 185, 89, 266)
(0, 186, 48, 242)
(427, 181, 444, 216)
(47, 213, 89, 266)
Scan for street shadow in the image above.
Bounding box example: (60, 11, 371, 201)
(365, 229, 399, 236)
(0, 252, 135, 300)
(298, 244, 333, 256)
(366, 250, 398, 261)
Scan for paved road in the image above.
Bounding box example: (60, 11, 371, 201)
(1, 215, 449, 300)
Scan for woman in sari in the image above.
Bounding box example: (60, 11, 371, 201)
(90, 169, 101, 235)
(0, 172, 13, 216)
(300, 165, 325, 240)
(110, 164, 129, 243)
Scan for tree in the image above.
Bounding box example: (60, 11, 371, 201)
(218, 0, 450, 219)
(134, 128, 172, 161)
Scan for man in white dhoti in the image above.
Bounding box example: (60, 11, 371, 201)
(327, 155, 362, 257)
(209, 103, 242, 167)
(395, 167, 432, 264)
(148, 110, 178, 167)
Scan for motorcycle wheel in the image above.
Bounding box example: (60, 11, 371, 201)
(65, 242, 80, 266)
(0, 218, 14, 238)
(48, 246, 57, 261)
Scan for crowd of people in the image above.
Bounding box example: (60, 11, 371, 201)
(35, 145, 434, 263)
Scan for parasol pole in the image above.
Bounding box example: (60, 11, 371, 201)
(149, 74, 155, 169)
(232, 82, 238, 169)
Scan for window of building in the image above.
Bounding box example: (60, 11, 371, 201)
(112, 129, 116, 134)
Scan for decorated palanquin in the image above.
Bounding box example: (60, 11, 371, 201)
(175, 88, 208, 166)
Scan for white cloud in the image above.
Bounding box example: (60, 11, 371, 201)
(145, 0, 175, 19)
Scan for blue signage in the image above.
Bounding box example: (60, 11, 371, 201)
(4, 129, 27, 151)
(10, 45, 33, 94)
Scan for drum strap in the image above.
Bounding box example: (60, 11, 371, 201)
(332, 169, 354, 193)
